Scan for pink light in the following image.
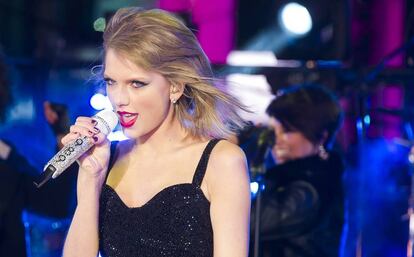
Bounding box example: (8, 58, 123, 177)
(157, 0, 236, 64)
(157, 0, 191, 12)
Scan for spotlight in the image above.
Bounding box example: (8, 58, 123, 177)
(250, 182, 259, 195)
(279, 2, 312, 36)
(90, 93, 113, 111)
(237, 0, 349, 60)
(363, 115, 371, 126)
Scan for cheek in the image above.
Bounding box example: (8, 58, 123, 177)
(287, 136, 314, 156)
(133, 93, 170, 120)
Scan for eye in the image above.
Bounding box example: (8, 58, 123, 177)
(131, 80, 149, 89)
(104, 78, 115, 87)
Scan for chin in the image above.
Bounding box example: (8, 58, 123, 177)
(122, 126, 156, 140)
(276, 159, 286, 165)
(121, 127, 139, 139)
(275, 154, 292, 164)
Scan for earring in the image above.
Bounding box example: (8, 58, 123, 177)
(318, 145, 329, 160)
(171, 98, 177, 104)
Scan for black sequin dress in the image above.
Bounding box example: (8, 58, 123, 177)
(99, 139, 220, 257)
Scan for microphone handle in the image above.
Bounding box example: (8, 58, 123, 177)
(35, 136, 94, 187)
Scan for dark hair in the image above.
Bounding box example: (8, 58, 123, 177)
(0, 55, 11, 123)
(266, 84, 343, 149)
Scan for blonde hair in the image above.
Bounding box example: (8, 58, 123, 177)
(102, 7, 247, 139)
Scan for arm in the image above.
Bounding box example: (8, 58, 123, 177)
(207, 141, 251, 257)
(63, 172, 106, 257)
(62, 116, 111, 257)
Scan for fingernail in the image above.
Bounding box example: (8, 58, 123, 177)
(93, 127, 100, 134)
(91, 119, 97, 125)
(93, 136, 98, 142)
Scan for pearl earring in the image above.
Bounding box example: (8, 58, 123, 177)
(318, 145, 329, 160)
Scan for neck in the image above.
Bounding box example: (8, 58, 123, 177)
(133, 109, 194, 155)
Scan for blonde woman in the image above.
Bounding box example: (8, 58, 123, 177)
(62, 7, 251, 257)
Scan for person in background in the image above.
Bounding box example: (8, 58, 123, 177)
(0, 55, 78, 257)
(62, 7, 251, 257)
(251, 84, 344, 257)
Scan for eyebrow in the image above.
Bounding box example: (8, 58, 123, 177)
(103, 74, 112, 80)
(103, 74, 149, 83)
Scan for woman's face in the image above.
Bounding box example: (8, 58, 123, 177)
(104, 48, 173, 139)
(269, 117, 318, 164)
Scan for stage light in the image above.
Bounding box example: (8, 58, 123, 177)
(363, 115, 371, 126)
(90, 93, 112, 111)
(279, 2, 312, 36)
(107, 131, 129, 142)
(227, 51, 278, 67)
(250, 182, 259, 195)
(237, 0, 349, 60)
(356, 119, 364, 132)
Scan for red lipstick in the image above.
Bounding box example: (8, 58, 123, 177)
(117, 111, 139, 128)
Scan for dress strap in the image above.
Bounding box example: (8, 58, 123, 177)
(192, 139, 222, 188)
(105, 140, 119, 183)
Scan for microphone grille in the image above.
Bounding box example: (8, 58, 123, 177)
(93, 110, 119, 135)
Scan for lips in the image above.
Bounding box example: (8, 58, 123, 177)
(117, 111, 139, 128)
(274, 146, 289, 157)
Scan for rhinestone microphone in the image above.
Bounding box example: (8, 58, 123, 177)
(35, 110, 118, 187)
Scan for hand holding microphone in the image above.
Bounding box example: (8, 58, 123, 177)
(35, 110, 118, 187)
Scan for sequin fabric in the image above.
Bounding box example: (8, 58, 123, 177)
(99, 139, 221, 257)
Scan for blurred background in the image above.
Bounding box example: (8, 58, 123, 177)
(1, 0, 414, 256)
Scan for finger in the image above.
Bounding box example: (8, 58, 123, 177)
(76, 116, 98, 126)
(69, 122, 101, 136)
(92, 132, 107, 145)
(75, 118, 101, 134)
(61, 132, 80, 145)
(70, 124, 96, 137)
(73, 120, 100, 134)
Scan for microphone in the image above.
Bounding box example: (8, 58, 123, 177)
(35, 110, 119, 188)
(250, 127, 275, 177)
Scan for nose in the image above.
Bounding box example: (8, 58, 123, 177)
(274, 130, 282, 143)
(109, 85, 130, 108)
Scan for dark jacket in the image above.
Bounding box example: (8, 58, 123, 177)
(251, 152, 344, 257)
(0, 140, 78, 257)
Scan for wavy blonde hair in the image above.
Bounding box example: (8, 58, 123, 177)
(102, 7, 247, 139)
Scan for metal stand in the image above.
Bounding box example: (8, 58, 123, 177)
(251, 165, 266, 257)
(350, 36, 414, 257)
(407, 150, 414, 257)
(250, 128, 273, 257)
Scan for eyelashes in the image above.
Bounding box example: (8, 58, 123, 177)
(131, 80, 149, 88)
(103, 78, 149, 89)
(103, 78, 113, 86)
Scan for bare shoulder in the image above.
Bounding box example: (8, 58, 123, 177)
(209, 139, 247, 165)
(206, 140, 249, 192)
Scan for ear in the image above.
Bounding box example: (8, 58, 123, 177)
(169, 83, 185, 102)
(318, 130, 329, 146)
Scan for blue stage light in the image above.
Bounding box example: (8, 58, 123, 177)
(363, 115, 371, 126)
